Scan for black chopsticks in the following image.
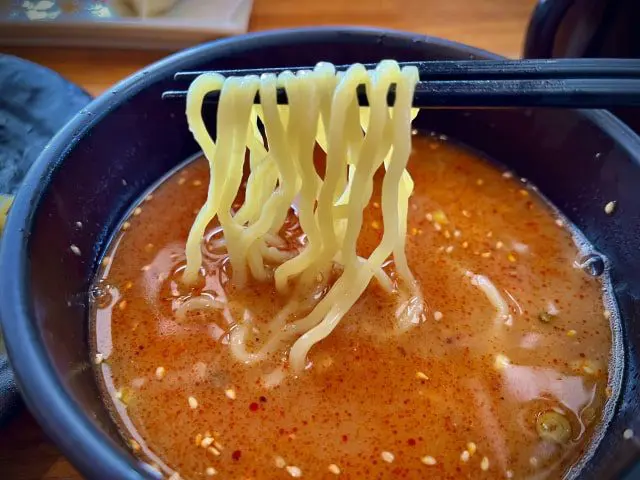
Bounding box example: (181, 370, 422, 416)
(161, 58, 640, 109)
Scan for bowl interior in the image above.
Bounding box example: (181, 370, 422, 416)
(2, 28, 640, 480)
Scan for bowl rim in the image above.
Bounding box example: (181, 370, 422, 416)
(2, 26, 640, 480)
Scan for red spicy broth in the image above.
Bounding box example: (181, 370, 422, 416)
(91, 133, 620, 479)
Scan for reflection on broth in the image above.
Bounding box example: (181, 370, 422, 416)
(91, 134, 620, 479)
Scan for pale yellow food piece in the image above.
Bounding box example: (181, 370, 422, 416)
(125, 0, 180, 17)
(0, 195, 13, 233)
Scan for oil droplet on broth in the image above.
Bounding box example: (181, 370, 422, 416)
(90, 282, 114, 309)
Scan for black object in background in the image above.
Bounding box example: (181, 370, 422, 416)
(0, 54, 91, 425)
(524, 0, 640, 133)
(0, 54, 91, 195)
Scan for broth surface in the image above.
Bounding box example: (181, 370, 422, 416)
(92, 135, 615, 479)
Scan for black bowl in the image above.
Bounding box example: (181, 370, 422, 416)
(1, 27, 639, 480)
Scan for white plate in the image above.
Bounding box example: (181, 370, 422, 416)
(0, 0, 254, 50)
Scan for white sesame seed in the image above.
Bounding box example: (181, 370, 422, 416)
(433, 311, 443, 321)
(434, 223, 442, 232)
(381, 451, 395, 463)
(460, 450, 470, 462)
(481, 251, 492, 258)
(188, 396, 198, 409)
(502, 171, 513, 179)
(462, 209, 471, 217)
(94, 353, 104, 365)
(495, 354, 510, 370)
(328, 464, 341, 475)
(133, 207, 142, 216)
(224, 388, 236, 400)
(604, 201, 617, 215)
(421, 456, 437, 465)
(70, 244, 81, 256)
(454, 230, 461, 238)
(445, 245, 454, 254)
(426, 213, 433, 222)
(286, 465, 302, 477)
(122, 221, 131, 231)
(480, 456, 490, 471)
(567, 329, 577, 337)
(555, 218, 564, 227)
(506, 470, 514, 478)
(274, 456, 287, 468)
(462, 241, 469, 249)
(207, 447, 221, 456)
(201, 437, 215, 449)
(604, 309, 611, 319)
(495, 241, 504, 249)
(529, 457, 538, 467)
(467, 442, 477, 455)
(205, 467, 217, 476)
(416, 371, 429, 380)
(155, 366, 166, 380)
(623, 429, 634, 440)
(75, 221, 83, 228)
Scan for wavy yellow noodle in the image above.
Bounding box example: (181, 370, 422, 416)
(183, 60, 424, 374)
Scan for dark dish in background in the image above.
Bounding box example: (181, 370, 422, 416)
(524, 0, 640, 136)
(0, 28, 639, 479)
(0, 53, 91, 425)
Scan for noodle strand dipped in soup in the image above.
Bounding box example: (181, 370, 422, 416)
(91, 64, 619, 480)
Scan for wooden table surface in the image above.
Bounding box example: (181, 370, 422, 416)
(0, 0, 536, 478)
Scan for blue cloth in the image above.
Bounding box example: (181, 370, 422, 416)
(0, 54, 91, 424)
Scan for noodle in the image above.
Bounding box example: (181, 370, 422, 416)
(183, 61, 424, 373)
(468, 271, 513, 326)
(175, 294, 225, 323)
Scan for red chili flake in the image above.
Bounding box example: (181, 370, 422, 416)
(408, 438, 416, 446)
(342, 435, 348, 443)
(232, 450, 242, 461)
(259, 396, 267, 403)
(249, 402, 259, 411)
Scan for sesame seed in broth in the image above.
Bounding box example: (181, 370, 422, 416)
(91, 136, 615, 479)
